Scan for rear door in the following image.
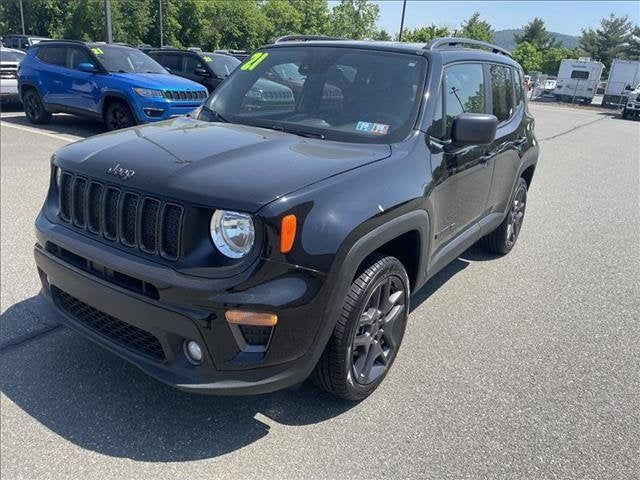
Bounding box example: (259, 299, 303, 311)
(34, 45, 68, 105)
(484, 64, 525, 217)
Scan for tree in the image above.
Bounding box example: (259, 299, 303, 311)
(540, 46, 583, 75)
(514, 17, 558, 50)
(262, 0, 303, 42)
(580, 14, 637, 69)
(111, 0, 154, 45)
(295, 0, 331, 35)
(329, 0, 380, 40)
(457, 12, 493, 42)
(371, 29, 392, 41)
(0, 0, 66, 38)
(400, 25, 450, 43)
(206, 1, 269, 50)
(512, 41, 543, 73)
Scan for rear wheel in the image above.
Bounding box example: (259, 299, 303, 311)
(23, 89, 52, 124)
(481, 177, 528, 255)
(105, 101, 136, 131)
(311, 255, 410, 401)
(622, 108, 629, 119)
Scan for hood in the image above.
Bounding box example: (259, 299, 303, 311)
(108, 72, 204, 91)
(55, 117, 391, 213)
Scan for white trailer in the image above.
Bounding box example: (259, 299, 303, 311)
(553, 58, 604, 103)
(603, 59, 640, 106)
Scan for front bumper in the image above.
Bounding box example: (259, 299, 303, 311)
(34, 213, 331, 395)
(135, 97, 204, 123)
(625, 100, 640, 111)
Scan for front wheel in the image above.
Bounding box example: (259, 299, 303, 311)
(311, 255, 410, 401)
(481, 177, 528, 255)
(105, 101, 136, 131)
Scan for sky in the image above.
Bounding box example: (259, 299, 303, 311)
(354, 1, 640, 36)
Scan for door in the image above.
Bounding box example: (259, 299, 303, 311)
(485, 64, 526, 215)
(160, 53, 184, 78)
(35, 45, 68, 105)
(430, 62, 494, 248)
(64, 46, 101, 114)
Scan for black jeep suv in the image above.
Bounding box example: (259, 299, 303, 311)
(34, 37, 538, 400)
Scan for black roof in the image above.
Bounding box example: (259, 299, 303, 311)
(265, 38, 520, 68)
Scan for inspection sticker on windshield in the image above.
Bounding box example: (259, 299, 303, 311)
(356, 121, 389, 135)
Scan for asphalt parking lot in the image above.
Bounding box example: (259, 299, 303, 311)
(1, 103, 639, 479)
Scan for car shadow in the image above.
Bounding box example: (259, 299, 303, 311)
(0, 110, 103, 139)
(1, 246, 491, 461)
(0, 296, 355, 462)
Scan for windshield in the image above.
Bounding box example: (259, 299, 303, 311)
(203, 46, 427, 144)
(91, 45, 166, 74)
(0, 50, 25, 62)
(203, 53, 240, 78)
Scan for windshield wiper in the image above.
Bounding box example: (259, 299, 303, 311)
(268, 124, 325, 140)
(202, 105, 229, 123)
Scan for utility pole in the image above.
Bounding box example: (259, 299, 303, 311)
(104, 0, 113, 43)
(19, 0, 26, 35)
(159, 0, 164, 47)
(398, 0, 407, 41)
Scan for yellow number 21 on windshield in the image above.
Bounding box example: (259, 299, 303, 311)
(240, 52, 268, 71)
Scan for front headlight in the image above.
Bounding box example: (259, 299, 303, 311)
(210, 210, 255, 258)
(133, 87, 164, 98)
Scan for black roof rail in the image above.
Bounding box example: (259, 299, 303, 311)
(426, 37, 512, 58)
(274, 35, 344, 43)
(38, 39, 85, 45)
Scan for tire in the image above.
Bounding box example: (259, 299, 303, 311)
(622, 108, 629, 119)
(311, 255, 410, 401)
(481, 177, 528, 255)
(23, 89, 52, 124)
(104, 101, 136, 131)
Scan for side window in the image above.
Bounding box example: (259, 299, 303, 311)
(490, 64, 514, 122)
(36, 46, 67, 67)
(184, 55, 204, 74)
(11, 38, 21, 49)
(67, 47, 92, 70)
(443, 63, 485, 139)
(162, 54, 183, 73)
(513, 68, 524, 106)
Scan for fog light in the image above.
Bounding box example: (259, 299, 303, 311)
(184, 340, 203, 364)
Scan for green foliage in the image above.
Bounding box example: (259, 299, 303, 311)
(294, 0, 331, 36)
(512, 41, 543, 73)
(457, 12, 493, 42)
(263, 0, 303, 42)
(580, 14, 638, 69)
(540, 46, 583, 75)
(401, 25, 450, 43)
(371, 29, 392, 41)
(329, 0, 379, 40)
(514, 17, 558, 50)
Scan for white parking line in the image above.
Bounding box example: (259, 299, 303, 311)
(0, 121, 78, 143)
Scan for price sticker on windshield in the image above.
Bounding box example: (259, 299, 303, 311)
(203, 56, 213, 62)
(91, 47, 104, 55)
(241, 52, 269, 71)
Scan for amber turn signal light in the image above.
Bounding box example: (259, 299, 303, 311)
(280, 214, 297, 253)
(225, 310, 278, 326)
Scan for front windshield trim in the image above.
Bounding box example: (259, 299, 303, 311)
(204, 46, 428, 145)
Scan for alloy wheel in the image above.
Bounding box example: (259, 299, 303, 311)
(350, 275, 406, 385)
(506, 185, 527, 248)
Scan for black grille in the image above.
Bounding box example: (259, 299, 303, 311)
(57, 171, 183, 260)
(163, 89, 207, 101)
(52, 286, 165, 361)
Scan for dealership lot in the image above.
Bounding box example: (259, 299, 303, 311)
(1, 104, 638, 479)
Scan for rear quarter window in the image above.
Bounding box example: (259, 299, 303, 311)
(490, 64, 514, 123)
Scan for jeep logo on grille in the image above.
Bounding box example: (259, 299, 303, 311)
(106, 164, 135, 180)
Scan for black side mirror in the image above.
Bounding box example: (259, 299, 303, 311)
(451, 113, 498, 146)
(195, 67, 210, 77)
(625, 84, 632, 91)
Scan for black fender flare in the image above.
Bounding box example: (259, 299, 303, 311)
(99, 91, 139, 123)
(18, 81, 41, 102)
(301, 210, 431, 375)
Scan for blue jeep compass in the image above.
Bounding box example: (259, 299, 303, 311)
(18, 41, 208, 130)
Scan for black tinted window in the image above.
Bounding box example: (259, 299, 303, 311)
(570, 70, 589, 79)
(444, 63, 485, 138)
(490, 64, 514, 122)
(161, 53, 183, 72)
(204, 53, 240, 78)
(513, 68, 524, 105)
(184, 55, 205, 74)
(37, 46, 67, 67)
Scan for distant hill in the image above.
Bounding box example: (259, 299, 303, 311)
(493, 29, 580, 51)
